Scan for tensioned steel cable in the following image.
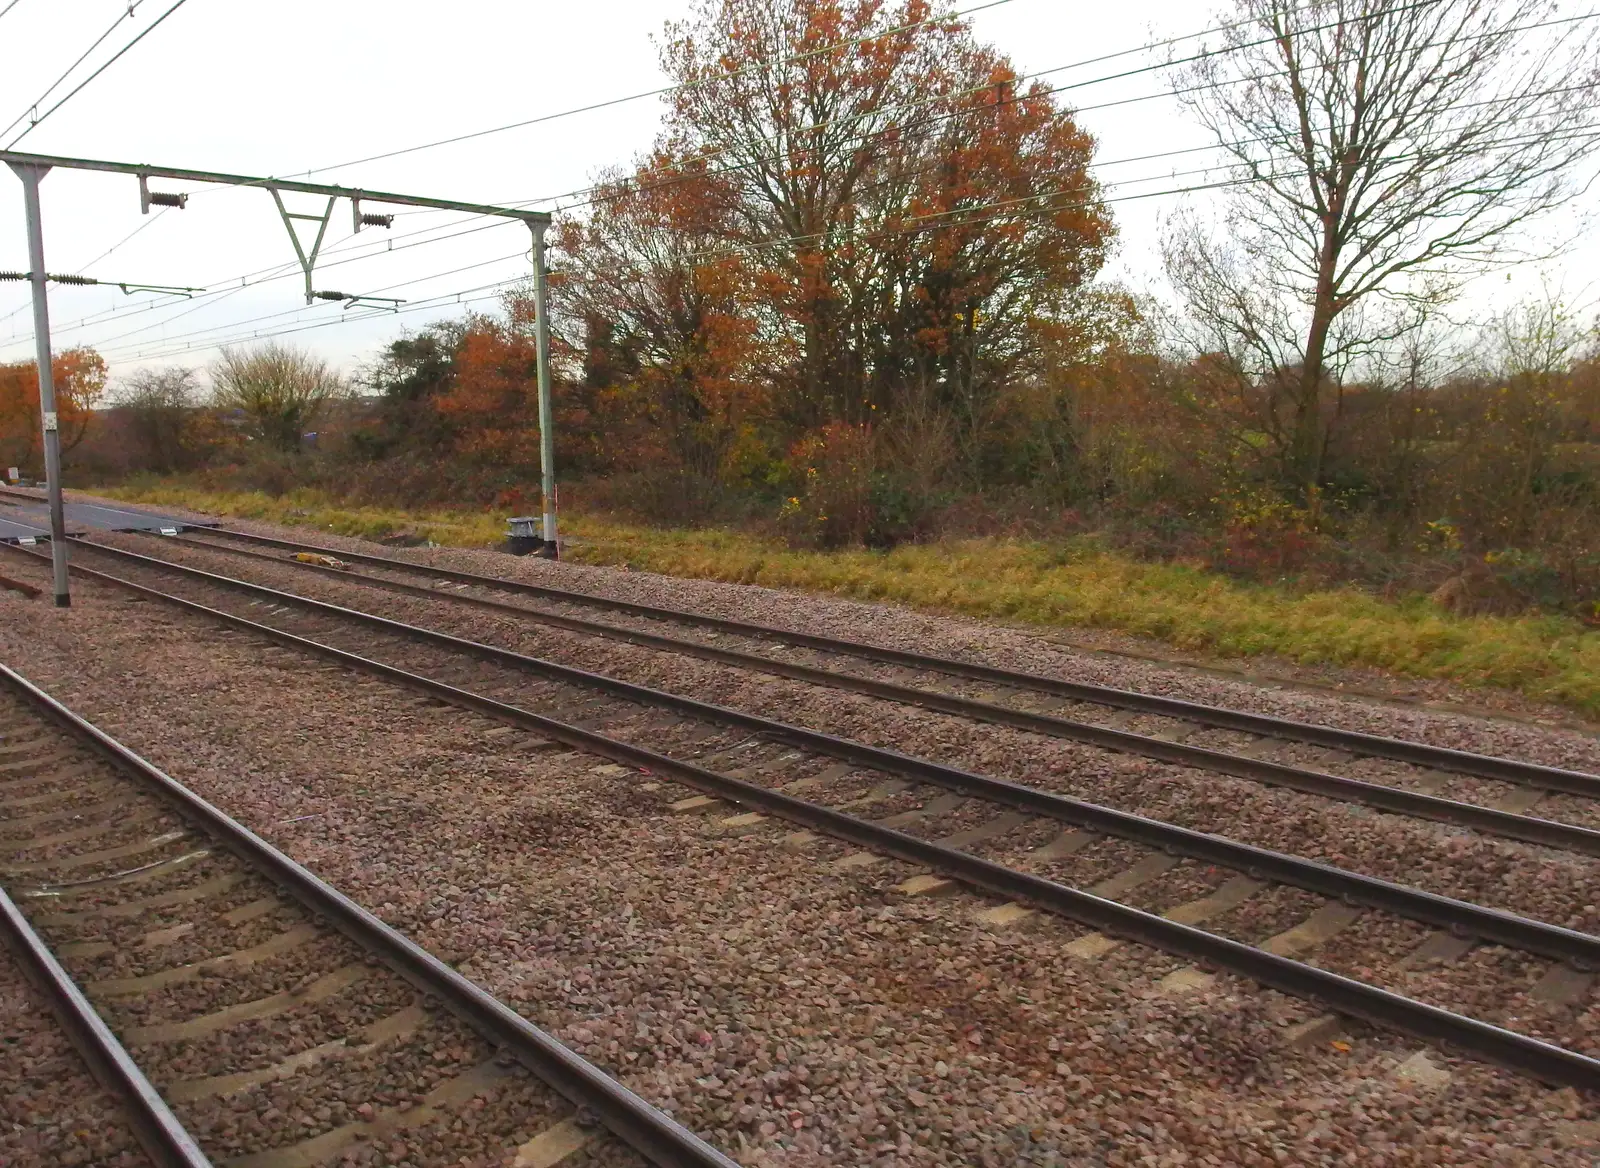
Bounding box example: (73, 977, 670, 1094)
(109, 108, 1600, 366)
(120, 279, 524, 362)
(0, 1, 156, 141)
(6, 0, 193, 148)
(85, 159, 1252, 360)
(29, 45, 1571, 356)
(10, 4, 1594, 359)
(0, 0, 1478, 342)
(104, 170, 1302, 362)
(287, 0, 1026, 178)
(6, 86, 1594, 363)
(373, 0, 1450, 224)
(0, 207, 180, 329)
(77, 104, 1600, 363)
(88, 248, 534, 356)
(530, 2, 1591, 223)
(7, 43, 1593, 355)
(1, 38, 1227, 349)
(289, 0, 1562, 270)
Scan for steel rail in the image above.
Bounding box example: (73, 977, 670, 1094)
(43, 539, 1600, 971)
(0, 663, 741, 1168)
(0, 568, 40, 597)
(152, 533, 1600, 852)
(0, 880, 212, 1167)
(190, 525, 1600, 798)
(84, 535, 1600, 860)
(10, 557, 1598, 1092)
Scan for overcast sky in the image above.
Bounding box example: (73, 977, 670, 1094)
(0, 0, 1593, 383)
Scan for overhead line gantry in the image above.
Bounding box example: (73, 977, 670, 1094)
(2, 149, 561, 606)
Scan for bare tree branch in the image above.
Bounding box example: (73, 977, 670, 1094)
(1163, 0, 1600, 497)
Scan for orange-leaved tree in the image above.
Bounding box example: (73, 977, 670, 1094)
(558, 149, 775, 482)
(0, 347, 108, 475)
(566, 0, 1119, 491)
(860, 42, 1114, 476)
(430, 313, 542, 470)
(661, 0, 963, 430)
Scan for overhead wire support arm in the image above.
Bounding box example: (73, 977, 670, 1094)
(0, 150, 552, 225)
(0, 271, 205, 298)
(271, 190, 338, 305)
(306, 290, 406, 312)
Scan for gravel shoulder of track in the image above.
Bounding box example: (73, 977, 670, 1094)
(66, 489, 1599, 772)
(2, 550, 1598, 1164)
(92, 532, 1600, 941)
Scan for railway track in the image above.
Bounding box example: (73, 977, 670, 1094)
(0, 660, 739, 1167)
(155, 528, 1600, 851)
(1, 881, 176, 1166)
(12, 536, 1600, 1094)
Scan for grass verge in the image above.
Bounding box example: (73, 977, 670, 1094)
(98, 482, 1600, 715)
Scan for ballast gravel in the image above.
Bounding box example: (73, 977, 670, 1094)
(135, 499, 1600, 770)
(0, 922, 150, 1166)
(95, 533, 1600, 942)
(0, 528, 1597, 1163)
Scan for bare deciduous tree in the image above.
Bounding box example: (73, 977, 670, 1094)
(212, 342, 346, 452)
(1163, 0, 1600, 501)
(121, 366, 199, 473)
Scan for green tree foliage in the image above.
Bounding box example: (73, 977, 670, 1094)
(212, 342, 346, 453)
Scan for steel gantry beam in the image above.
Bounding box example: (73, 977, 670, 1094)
(0, 150, 554, 225)
(0, 150, 563, 602)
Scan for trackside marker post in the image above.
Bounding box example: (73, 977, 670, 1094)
(529, 220, 557, 559)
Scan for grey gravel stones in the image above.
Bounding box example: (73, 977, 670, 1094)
(1, 510, 1597, 1163)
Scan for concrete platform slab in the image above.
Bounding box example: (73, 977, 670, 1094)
(0, 514, 52, 543)
(0, 493, 218, 534)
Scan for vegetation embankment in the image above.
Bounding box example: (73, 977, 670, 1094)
(100, 482, 1600, 716)
(14, 3, 1600, 712)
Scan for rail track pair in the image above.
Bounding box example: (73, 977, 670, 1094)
(0, 664, 737, 1167)
(5, 529, 1599, 1098)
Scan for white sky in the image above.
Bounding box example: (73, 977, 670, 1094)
(0, 0, 1592, 383)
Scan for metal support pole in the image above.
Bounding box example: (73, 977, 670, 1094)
(9, 162, 69, 606)
(529, 221, 558, 559)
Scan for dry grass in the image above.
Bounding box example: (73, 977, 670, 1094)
(101, 482, 1600, 715)
(99, 484, 507, 547)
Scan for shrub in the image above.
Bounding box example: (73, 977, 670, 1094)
(212, 343, 347, 452)
(778, 423, 934, 549)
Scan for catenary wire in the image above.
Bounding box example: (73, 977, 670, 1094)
(530, 2, 1592, 222)
(88, 247, 535, 358)
(111, 170, 1251, 362)
(1, 25, 1232, 350)
(86, 151, 1280, 360)
(302, 0, 1429, 186)
(7, 5, 1593, 361)
(4, 54, 1592, 361)
(104, 108, 1600, 366)
(0, 0, 156, 142)
(6, 0, 195, 146)
(8, 38, 1590, 356)
(286, 0, 1026, 178)
(0, 0, 1466, 338)
(7, 82, 1594, 362)
(96, 169, 1347, 362)
(34, 45, 1597, 360)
